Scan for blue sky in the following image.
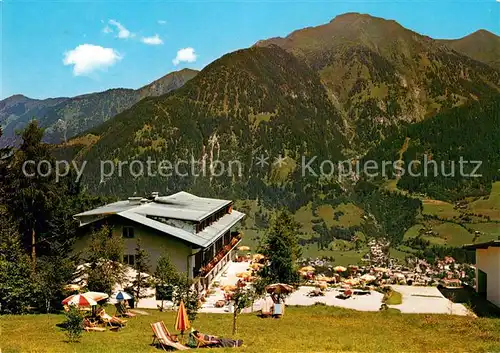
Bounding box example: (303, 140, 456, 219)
(1, 0, 499, 99)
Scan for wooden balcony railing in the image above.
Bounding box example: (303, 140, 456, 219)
(198, 233, 242, 277)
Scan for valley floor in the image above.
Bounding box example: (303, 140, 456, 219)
(1, 306, 499, 353)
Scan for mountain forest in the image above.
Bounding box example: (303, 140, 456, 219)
(2, 12, 500, 265)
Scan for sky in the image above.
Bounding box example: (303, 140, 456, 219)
(1, 0, 499, 100)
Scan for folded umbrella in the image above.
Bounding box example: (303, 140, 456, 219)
(175, 300, 191, 339)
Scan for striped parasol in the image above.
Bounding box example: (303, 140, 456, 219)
(62, 293, 97, 307)
(85, 291, 109, 302)
(175, 300, 191, 336)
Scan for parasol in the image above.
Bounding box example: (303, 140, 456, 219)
(265, 283, 294, 294)
(334, 266, 347, 272)
(62, 293, 97, 307)
(85, 291, 109, 302)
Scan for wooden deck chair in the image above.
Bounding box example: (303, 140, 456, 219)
(151, 321, 189, 351)
(115, 302, 136, 318)
(272, 303, 284, 318)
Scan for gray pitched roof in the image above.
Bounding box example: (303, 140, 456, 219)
(73, 192, 244, 248)
(463, 240, 500, 250)
(75, 191, 231, 222)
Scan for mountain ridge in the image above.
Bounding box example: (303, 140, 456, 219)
(50, 13, 500, 259)
(256, 12, 500, 153)
(0, 68, 199, 147)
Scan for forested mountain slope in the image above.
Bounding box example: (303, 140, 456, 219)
(0, 69, 198, 147)
(256, 13, 500, 152)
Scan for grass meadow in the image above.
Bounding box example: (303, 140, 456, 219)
(1, 306, 499, 353)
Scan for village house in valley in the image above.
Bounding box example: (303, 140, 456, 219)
(73, 192, 245, 293)
(464, 240, 500, 308)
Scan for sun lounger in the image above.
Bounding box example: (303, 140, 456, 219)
(83, 318, 106, 332)
(115, 302, 137, 317)
(98, 309, 127, 328)
(272, 303, 284, 318)
(336, 293, 352, 300)
(151, 321, 189, 351)
(190, 332, 218, 348)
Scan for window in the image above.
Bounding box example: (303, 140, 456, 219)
(123, 226, 135, 238)
(123, 254, 136, 266)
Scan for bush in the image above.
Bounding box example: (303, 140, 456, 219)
(63, 306, 84, 342)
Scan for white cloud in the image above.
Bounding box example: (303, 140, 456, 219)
(63, 44, 122, 76)
(158, 20, 167, 25)
(141, 34, 163, 45)
(172, 47, 197, 65)
(108, 19, 134, 39)
(102, 25, 113, 34)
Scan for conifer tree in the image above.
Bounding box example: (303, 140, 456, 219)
(132, 238, 151, 301)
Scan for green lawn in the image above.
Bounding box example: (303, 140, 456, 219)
(431, 223, 474, 246)
(466, 222, 500, 243)
(403, 224, 424, 241)
(422, 200, 461, 220)
(469, 182, 500, 221)
(1, 306, 499, 352)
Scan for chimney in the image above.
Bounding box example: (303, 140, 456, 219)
(128, 197, 143, 205)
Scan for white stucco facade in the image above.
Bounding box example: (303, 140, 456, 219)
(475, 246, 500, 307)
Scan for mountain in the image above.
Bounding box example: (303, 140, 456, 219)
(0, 95, 69, 147)
(138, 68, 198, 99)
(439, 30, 500, 71)
(0, 68, 198, 147)
(56, 45, 347, 207)
(365, 97, 500, 201)
(256, 13, 500, 153)
(54, 14, 500, 260)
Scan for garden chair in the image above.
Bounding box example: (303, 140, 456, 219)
(151, 321, 189, 351)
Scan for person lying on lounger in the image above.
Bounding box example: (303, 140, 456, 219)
(96, 308, 127, 327)
(191, 330, 243, 348)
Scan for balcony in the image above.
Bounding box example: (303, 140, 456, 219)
(198, 232, 242, 279)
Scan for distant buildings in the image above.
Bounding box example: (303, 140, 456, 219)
(74, 192, 245, 292)
(464, 240, 500, 307)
